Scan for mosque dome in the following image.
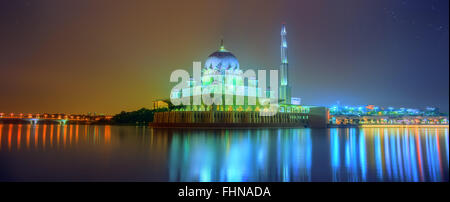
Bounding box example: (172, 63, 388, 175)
(204, 40, 240, 71)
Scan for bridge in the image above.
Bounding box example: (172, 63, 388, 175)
(0, 113, 113, 125)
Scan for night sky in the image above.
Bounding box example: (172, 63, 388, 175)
(0, 0, 448, 114)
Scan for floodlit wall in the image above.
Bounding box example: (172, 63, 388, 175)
(153, 107, 328, 128)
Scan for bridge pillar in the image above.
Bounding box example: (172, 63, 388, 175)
(59, 119, 68, 125)
(29, 119, 38, 125)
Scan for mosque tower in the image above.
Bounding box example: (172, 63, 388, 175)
(279, 23, 291, 104)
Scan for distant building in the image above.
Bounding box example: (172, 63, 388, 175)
(153, 100, 169, 109)
(291, 97, 301, 105)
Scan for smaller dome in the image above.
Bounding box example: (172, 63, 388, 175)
(204, 40, 240, 71)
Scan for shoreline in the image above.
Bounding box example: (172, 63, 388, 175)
(1, 121, 448, 129)
(329, 124, 449, 128)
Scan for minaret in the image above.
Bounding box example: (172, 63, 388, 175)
(279, 23, 291, 104)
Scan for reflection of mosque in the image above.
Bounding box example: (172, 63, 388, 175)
(167, 129, 313, 182)
(152, 24, 329, 128)
(0, 124, 447, 181)
(164, 128, 449, 182)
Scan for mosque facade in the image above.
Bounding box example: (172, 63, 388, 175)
(152, 24, 329, 128)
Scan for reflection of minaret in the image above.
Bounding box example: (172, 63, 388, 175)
(280, 23, 291, 104)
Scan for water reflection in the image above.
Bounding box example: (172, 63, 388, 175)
(328, 128, 448, 182)
(0, 124, 112, 150)
(167, 129, 312, 182)
(166, 127, 448, 182)
(0, 124, 448, 182)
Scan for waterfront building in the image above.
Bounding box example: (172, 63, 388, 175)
(152, 24, 329, 128)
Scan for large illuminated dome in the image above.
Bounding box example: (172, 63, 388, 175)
(204, 40, 239, 71)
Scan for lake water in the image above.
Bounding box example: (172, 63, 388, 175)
(0, 124, 448, 182)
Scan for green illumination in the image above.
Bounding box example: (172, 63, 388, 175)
(219, 39, 226, 52)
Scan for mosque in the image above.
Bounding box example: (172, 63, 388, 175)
(152, 24, 329, 128)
